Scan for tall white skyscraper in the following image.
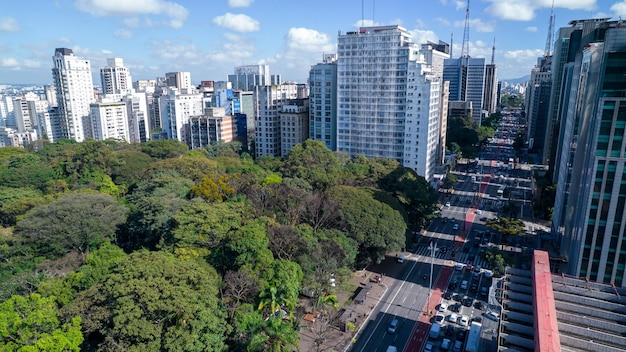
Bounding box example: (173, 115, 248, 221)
(100, 58, 132, 95)
(165, 72, 192, 92)
(51, 48, 95, 142)
(336, 26, 415, 161)
(443, 57, 487, 124)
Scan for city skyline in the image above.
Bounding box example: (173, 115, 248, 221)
(1, 0, 623, 85)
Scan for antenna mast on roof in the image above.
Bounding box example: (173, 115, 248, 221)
(450, 32, 454, 58)
(491, 37, 495, 64)
(461, 0, 470, 58)
(361, 0, 364, 27)
(544, 0, 555, 58)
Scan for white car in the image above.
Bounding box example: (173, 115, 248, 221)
(459, 315, 469, 326)
(484, 270, 493, 278)
(438, 302, 449, 312)
(447, 313, 458, 323)
(455, 262, 464, 271)
(445, 201, 451, 207)
(434, 313, 445, 323)
(388, 319, 398, 334)
(453, 224, 459, 231)
(485, 311, 499, 321)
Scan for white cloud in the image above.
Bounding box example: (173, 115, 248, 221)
(453, 18, 495, 33)
(1, 58, 19, 67)
(23, 60, 42, 69)
(114, 29, 132, 38)
(455, 1, 466, 10)
(212, 13, 260, 32)
(500, 48, 544, 79)
(410, 29, 439, 45)
(75, 0, 188, 27)
(0, 17, 19, 32)
(285, 28, 334, 54)
(525, 26, 538, 32)
(611, 1, 626, 17)
(485, 0, 596, 21)
(228, 0, 254, 8)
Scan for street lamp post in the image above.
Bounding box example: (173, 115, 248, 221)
(427, 241, 438, 315)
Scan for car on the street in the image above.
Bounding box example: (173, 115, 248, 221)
(455, 263, 464, 271)
(474, 265, 481, 273)
(480, 217, 488, 221)
(465, 263, 473, 272)
(460, 280, 468, 290)
(448, 281, 457, 290)
(481, 287, 488, 296)
(443, 291, 453, 300)
(484, 270, 493, 278)
(471, 316, 482, 323)
(444, 325, 455, 336)
(470, 283, 478, 293)
(388, 319, 398, 333)
(473, 271, 481, 280)
(424, 342, 434, 352)
(453, 340, 463, 352)
(463, 296, 473, 307)
(474, 301, 484, 310)
(468, 254, 476, 262)
(456, 329, 467, 341)
(438, 302, 449, 312)
(445, 202, 451, 207)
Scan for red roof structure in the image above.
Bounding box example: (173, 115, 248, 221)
(532, 250, 561, 352)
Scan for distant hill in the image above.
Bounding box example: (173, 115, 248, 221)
(501, 75, 530, 85)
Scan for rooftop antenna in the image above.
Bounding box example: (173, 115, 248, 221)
(544, 0, 555, 58)
(450, 32, 454, 58)
(491, 37, 495, 64)
(361, 0, 364, 27)
(461, 0, 470, 58)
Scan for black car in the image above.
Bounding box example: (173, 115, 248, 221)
(470, 283, 478, 293)
(471, 316, 482, 323)
(452, 294, 462, 302)
(457, 329, 467, 341)
(463, 296, 473, 307)
(448, 281, 457, 290)
(443, 291, 453, 300)
(445, 325, 455, 336)
(474, 301, 484, 310)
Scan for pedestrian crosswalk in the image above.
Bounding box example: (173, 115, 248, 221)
(413, 245, 491, 270)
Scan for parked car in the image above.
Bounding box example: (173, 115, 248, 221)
(444, 325, 455, 336)
(455, 263, 464, 271)
(485, 311, 499, 321)
(453, 224, 459, 231)
(443, 291, 453, 300)
(438, 302, 449, 312)
(481, 287, 488, 296)
(470, 283, 478, 293)
(453, 340, 463, 352)
(460, 280, 468, 290)
(459, 315, 469, 327)
(447, 313, 459, 323)
(441, 338, 451, 351)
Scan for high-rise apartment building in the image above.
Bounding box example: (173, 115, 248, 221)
(551, 20, 626, 287)
(158, 88, 204, 142)
(280, 98, 309, 157)
(336, 26, 413, 162)
(228, 64, 280, 92)
(90, 98, 130, 141)
(254, 83, 300, 157)
(404, 60, 444, 181)
(335, 25, 446, 181)
(51, 48, 95, 142)
(525, 56, 552, 154)
(187, 107, 236, 150)
(483, 63, 498, 115)
(165, 72, 192, 92)
(100, 58, 132, 95)
(443, 57, 487, 124)
(126, 92, 150, 143)
(309, 54, 338, 151)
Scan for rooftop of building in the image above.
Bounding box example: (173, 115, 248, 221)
(496, 250, 626, 352)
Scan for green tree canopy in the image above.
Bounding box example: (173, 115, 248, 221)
(15, 193, 128, 259)
(281, 140, 341, 190)
(62, 250, 227, 352)
(326, 185, 407, 263)
(140, 139, 189, 159)
(0, 293, 83, 351)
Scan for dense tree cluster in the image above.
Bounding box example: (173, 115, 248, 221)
(0, 138, 438, 351)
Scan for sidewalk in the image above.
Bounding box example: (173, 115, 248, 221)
(298, 254, 409, 352)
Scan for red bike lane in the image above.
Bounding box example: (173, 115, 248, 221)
(403, 265, 453, 352)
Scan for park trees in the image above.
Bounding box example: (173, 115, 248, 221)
(15, 193, 128, 259)
(62, 250, 227, 351)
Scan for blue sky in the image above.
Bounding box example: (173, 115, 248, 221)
(0, 0, 622, 85)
